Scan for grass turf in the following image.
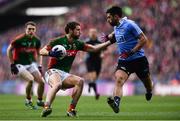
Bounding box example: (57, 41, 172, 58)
(0, 94, 180, 120)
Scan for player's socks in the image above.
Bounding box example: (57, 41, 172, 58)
(107, 97, 120, 113)
(114, 96, 121, 107)
(91, 82, 97, 93)
(90, 82, 100, 100)
(25, 99, 37, 110)
(68, 100, 76, 111)
(67, 100, 77, 117)
(37, 99, 44, 107)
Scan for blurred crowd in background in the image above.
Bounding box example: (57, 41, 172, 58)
(0, 0, 180, 85)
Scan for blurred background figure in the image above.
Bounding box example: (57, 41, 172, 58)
(85, 28, 103, 100)
(6, 21, 45, 109)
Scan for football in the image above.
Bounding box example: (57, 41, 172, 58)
(52, 45, 67, 58)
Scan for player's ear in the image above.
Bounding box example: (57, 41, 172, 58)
(69, 29, 73, 34)
(114, 15, 119, 19)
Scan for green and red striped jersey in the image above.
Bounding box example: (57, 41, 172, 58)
(11, 33, 41, 65)
(47, 35, 85, 72)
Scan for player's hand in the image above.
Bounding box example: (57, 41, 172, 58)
(38, 65, 43, 74)
(48, 50, 63, 58)
(119, 51, 134, 59)
(10, 63, 19, 75)
(100, 33, 116, 44)
(100, 33, 109, 42)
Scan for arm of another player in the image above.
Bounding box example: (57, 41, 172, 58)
(7, 44, 14, 63)
(7, 44, 19, 74)
(38, 54, 43, 74)
(84, 40, 112, 52)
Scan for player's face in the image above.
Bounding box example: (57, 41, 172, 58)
(89, 28, 97, 40)
(106, 13, 117, 26)
(25, 25, 36, 36)
(72, 25, 81, 39)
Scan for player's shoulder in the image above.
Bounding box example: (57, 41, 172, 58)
(75, 39, 85, 44)
(49, 35, 66, 42)
(13, 33, 25, 41)
(34, 34, 41, 40)
(11, 33, 25, 44)
(48, 35, 67, 46)
(126, 19, 138, 26)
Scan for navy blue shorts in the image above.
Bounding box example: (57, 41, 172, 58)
(116, 56, 150, 79)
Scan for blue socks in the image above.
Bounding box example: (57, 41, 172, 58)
(114, 96, 121, 107)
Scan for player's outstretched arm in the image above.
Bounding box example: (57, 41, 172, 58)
(84, 40, 111, 52)
(7, 44, 19, 75)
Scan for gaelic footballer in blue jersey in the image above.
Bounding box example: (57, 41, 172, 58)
(105, 6, 153, 113)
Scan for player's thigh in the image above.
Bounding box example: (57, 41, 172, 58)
(115, 69, 129, 85)
(48, 72, 62, 87)
(62, 75, 84, 89)
(135, 57, 151, 83)
(137, 72, 153, 87)
(17, 64, 34, 81)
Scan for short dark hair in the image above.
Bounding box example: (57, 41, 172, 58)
(106, 6, 122, 17)
(25, 21, 36, 27)
(65, 21, 80, 34)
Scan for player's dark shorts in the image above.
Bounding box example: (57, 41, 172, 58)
(85, 59, 102, 76)
(116, 56, 150, 79)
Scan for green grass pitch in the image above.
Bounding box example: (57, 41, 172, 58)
(0, 94, 180, 121)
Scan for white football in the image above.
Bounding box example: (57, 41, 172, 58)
(52, 45, 67, 57)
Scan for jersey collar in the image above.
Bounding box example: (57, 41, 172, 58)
(115, 17, 127, 29)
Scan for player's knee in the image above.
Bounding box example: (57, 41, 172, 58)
(53, 82, 62, 91)
(116, 76, 124, 86)
(38, 81, 44, 87)
(28, 75, 34, 82)
(28, 80, 33, 85)
(77, 78, 84, 87)
(36, 77, 44, 84)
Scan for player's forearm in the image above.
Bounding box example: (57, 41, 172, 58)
(38, 55, 43, 65)
(131, 33, 147, 52)
(91, 41, 111, 52)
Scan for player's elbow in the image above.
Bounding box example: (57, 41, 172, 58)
(139, 34, 148, 46)
(142, 38, 147, 45)
(7, 45, 12, 56)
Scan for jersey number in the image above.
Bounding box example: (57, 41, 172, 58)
(117, 35, 126, 43)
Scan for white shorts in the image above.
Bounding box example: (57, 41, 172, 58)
(44, 68, 70, 84)
(16, 62, 39, 75)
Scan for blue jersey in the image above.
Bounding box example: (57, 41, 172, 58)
(114, 17, 145, 61)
